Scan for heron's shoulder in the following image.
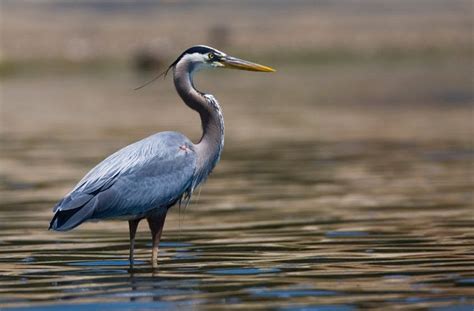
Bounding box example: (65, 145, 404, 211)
(116, 131, 190, 152)
(146, 131, 193, 145)
(136, 131, 194, 155)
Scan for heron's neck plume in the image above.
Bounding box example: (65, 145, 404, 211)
(173, 61, 224, 183)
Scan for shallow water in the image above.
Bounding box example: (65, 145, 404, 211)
(1, 136, 473, 310)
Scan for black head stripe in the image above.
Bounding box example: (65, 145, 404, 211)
(168, 45, 223, 69)
(183, 46, 218, 56)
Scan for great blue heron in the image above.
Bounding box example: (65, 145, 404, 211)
(49, 45, 275, 268)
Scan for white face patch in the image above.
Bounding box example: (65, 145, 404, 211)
(181, 53, 208, 65)
(178, 49, 227, 74)
(180, 53, 211, 74)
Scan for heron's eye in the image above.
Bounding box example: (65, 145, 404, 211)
(208, 53, 216, 61)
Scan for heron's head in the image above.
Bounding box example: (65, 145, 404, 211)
(170, 45, 275, 74)
(134, 45, 275, 90)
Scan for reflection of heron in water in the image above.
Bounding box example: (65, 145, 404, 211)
(49, 45, 275, 268)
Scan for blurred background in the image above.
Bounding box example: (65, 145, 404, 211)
(1, 0, 472, 144)
(0, 0, 473, 309)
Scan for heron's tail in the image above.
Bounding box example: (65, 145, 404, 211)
(49, 197, 97, 231)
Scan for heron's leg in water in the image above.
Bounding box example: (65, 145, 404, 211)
(128, 219, 141, 267)
(147, 212, 167, 268)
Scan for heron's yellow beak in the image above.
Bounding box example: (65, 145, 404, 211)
(219, 56, 276, 72)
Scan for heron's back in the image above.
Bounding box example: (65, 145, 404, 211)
(50, 131, 197, 231)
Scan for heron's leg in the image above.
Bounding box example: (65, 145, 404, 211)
(128, 219, 141, 267)
(146, 212, 167, 268)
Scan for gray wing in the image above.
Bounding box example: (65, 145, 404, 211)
(50, 131, 197, 231)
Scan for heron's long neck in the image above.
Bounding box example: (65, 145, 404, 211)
(173, 63, 224, 183)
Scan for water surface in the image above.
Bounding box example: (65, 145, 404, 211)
(1, 136, 473, 310)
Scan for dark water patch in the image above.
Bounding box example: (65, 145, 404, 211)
(207, 267, 281, 275)
(248, 286, 338, 298)
(279, 305, 355, 311)
(67, 260, 146, 267)
(455, 278, 474, 286)
(325, 230, 370, 238)
(388, 296, 471, 306)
